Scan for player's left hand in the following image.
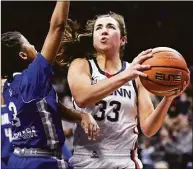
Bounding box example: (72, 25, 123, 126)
(80, 113, 100, 140)
(165, 71, 190, 100)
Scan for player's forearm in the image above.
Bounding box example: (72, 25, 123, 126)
(1, 95, 5, 105)
(41, 1, 70, 63)
(50, 1, 70, 31)
(59, 102, 82, 123)
(141, 97, 173, 137)
(74, 71, 130, 108)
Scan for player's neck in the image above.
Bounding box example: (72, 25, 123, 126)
(96, 53, 122, 75)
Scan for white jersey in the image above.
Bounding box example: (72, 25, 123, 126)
(72, 57, 139, 155)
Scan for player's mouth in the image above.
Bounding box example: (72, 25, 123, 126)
(100, 37, 108, 43)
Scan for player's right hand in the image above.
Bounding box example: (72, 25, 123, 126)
(126, 49, 152, 79)
(80, 112, 100, 140)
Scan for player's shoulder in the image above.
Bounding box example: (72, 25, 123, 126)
(32, 53, 50, 65)
(69, 57, 89, 69)
(24, 52, 53, 77)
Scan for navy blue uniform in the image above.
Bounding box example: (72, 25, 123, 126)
(3, 53, 67, 169)
(1, 104, 13, 169)
(62, 143, 72, 161)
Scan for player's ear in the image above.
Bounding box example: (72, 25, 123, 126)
(19, 52, 28, 60)
(120, 36, 127, 47)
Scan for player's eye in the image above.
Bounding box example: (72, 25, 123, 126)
(95, 26, 102, 31)
(108, 25, 116, 29)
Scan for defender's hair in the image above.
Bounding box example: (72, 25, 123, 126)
(1, 31, 28, 80)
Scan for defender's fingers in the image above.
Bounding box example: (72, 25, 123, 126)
(88, 123, 93, 140)
(92, 125, 98, 140)
(82, 123, 88, 134)
(96, 125, 100, 136)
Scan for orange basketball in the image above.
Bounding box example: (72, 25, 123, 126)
(140, 47, 189, 96)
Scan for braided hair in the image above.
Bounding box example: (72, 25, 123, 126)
(1, 31, 28, 80)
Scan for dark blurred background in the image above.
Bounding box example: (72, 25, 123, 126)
(2, 1, 193, 66)
(2, 2, 193, 169)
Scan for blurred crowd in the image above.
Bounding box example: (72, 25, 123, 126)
(52, 65, 193, 169)
(140, 85, 192, 169)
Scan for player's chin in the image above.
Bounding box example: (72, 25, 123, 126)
(97, 45, 111, 51)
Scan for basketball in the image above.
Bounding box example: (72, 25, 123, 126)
(140, 47, 189, 96)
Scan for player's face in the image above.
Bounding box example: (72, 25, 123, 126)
(93, 16, 125, 54)
(20, 35, 37, 61)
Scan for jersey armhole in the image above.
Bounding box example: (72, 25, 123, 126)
(132, 79, 138, 97)
(86, 59, 93, 77)
(132, 79, 139, 114)
(72, 100, 77, 110)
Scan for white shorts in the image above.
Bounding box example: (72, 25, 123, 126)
(69, 149, 143, 169)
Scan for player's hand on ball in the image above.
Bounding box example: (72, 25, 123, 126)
(80, 113, 100, 140)
(127, 49, 152, 79)
(165, 71, 190, 100)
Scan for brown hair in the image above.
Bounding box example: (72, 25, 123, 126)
(56, 12, 127, 67)
(86, 11, 127, 57)
(86, 11, 127, 43)
(54, 19, 93, 68)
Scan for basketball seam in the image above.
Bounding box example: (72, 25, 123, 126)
(150, 88, 179, 94)
(153, 50, 182, 57)
(150, 66, 188, 72)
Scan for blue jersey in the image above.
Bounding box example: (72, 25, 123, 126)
(1, 104, 13, 163)
(3, 53, 65, 150)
